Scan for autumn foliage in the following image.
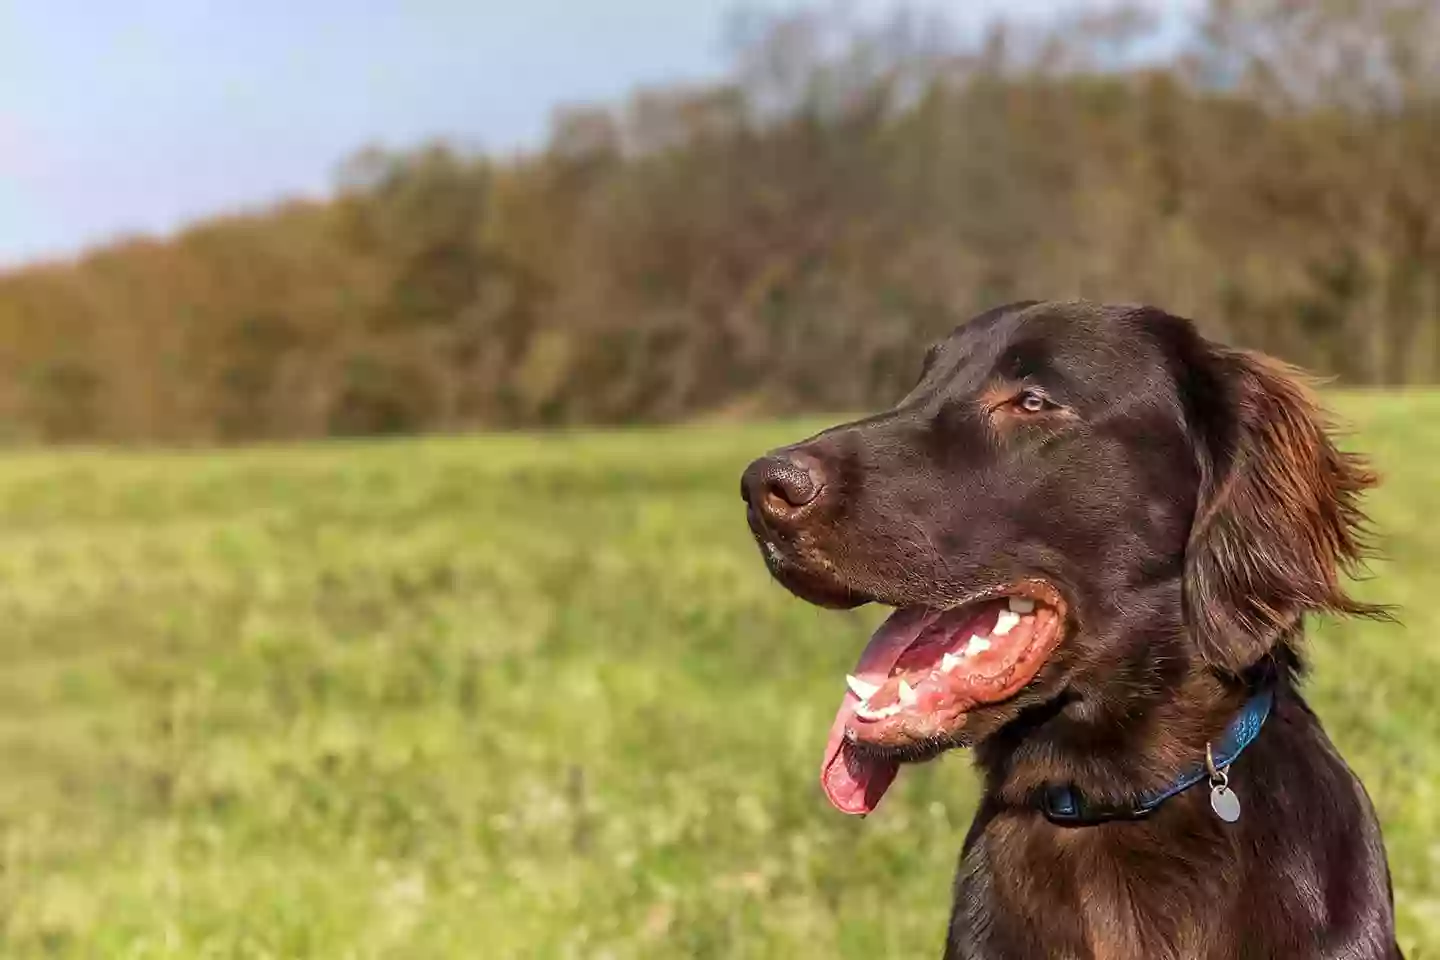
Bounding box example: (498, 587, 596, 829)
(2, 1, 1438, 443)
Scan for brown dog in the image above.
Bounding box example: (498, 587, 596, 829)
(741, 301, 1400, 959)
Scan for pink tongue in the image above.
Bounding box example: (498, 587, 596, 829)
(820, 607, 939, 815)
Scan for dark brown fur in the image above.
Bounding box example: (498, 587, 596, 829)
(740, 301, 1400, 959)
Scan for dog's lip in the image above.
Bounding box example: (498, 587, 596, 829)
(749, 531, 880, 608)
(753, 530, 1072, 617)
(923, 578, 1069, 616)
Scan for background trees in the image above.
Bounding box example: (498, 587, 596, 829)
(2, 0, 1437, 443)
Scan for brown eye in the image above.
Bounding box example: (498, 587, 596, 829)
(1015, 389, 1052, 414)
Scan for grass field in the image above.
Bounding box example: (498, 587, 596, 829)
(0, 393, 1437, 958)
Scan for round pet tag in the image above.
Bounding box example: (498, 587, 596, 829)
(1210, 784, 1241, 823)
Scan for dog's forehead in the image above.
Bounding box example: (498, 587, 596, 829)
(933, 302, 1146, 389)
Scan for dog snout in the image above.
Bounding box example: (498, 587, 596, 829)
(741, 452, 826, 527)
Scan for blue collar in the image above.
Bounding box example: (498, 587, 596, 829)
(1042, 686, 1274, 825)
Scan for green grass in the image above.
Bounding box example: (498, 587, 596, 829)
(0, 394, 1437, 958)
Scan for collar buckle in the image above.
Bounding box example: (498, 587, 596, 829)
(1041, 784, 1152, 825)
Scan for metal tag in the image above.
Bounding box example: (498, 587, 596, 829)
(1210, 784, 1241, 823)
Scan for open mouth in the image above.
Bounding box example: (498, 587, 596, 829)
(820, 581, 1067, 815)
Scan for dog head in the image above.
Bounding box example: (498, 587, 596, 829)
(740, 300, 1376, 814)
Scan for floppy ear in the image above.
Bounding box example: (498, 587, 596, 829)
(1181, 345, 1380, 674)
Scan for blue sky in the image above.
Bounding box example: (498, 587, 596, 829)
(0, 0, 1192, 267)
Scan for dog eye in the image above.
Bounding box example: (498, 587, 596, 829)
(1014, 389, 1053, 414)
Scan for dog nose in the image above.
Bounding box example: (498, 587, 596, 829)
(742, 453, 825, 524)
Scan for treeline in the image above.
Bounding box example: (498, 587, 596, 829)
(2, 0, 1439, 443)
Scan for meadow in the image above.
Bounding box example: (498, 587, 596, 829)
(0, 393, 1437, 958)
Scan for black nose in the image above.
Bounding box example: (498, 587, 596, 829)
(741, 453, 825, 525)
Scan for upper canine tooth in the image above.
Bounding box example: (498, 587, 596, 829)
(897, 679, 918, 705)
(1008, 596, 1036, 614)
(964, 635, 992, 656)
(856, 702, 902, 721)
(846, 674, 881, 702)
(993, 610, 1020, 636)
(941, 652, 962, 672)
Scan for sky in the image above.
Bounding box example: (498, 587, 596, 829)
(0, 0, 1193, 268)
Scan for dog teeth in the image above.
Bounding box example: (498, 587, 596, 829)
(897, 679, 917, 706)
(1008, 596, 1036, 614)
(846, 674, 881, 701)
(941, 652, 962, 672)
(993, 609, 1020, 636)
(964, 635, 992, 657)
(855, 702, 902, 721)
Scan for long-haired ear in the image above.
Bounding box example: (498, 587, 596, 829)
(1182, 346, 1381, 674)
